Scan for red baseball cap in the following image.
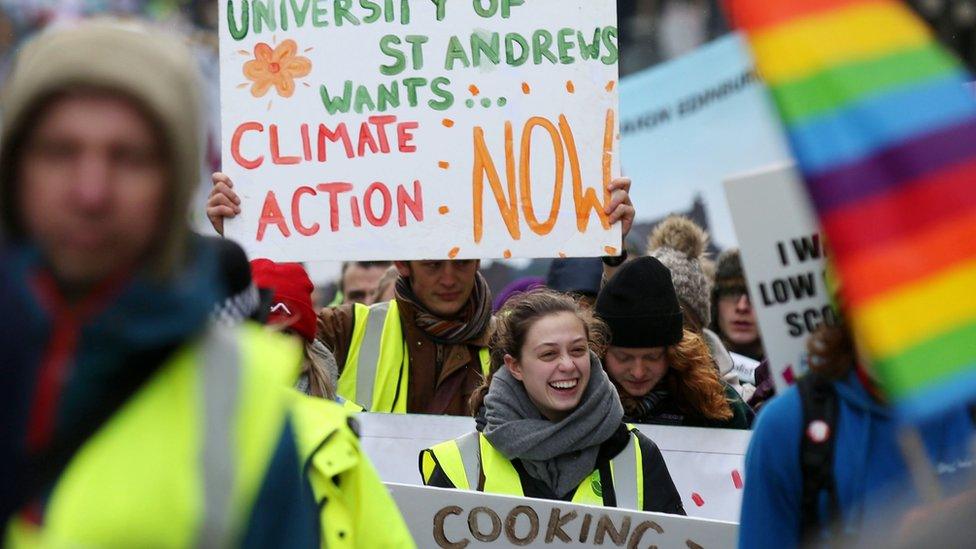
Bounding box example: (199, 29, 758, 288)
(250, 259, 316, 342)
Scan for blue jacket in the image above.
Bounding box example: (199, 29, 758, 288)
(739, 372, 974, 548)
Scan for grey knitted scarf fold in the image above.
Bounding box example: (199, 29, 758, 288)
(482, 352, 624, 497)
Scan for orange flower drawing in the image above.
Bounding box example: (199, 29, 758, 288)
(243, 39, 311, 98)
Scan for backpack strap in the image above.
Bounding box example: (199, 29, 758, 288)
(798, 373, 842, 545)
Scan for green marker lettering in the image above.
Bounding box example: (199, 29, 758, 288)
(360, 0, 381, 23)
(502, 0, 524, 18)
(577, 29, 601, 61)
(354, 84, 376, 113)
(471, 31, 500, 67)
(472, 0, 497, 18)
(505, 32, 529, 66)
(377, 81, 401, 111)
(312, 0, 330, 27)
(379, 35, 406, 76)
(334, 0, 360, 26)
(432, 0, 447, 21)
(556, 28, 576, 64)
(531, 30, 557, 65)
(289, 0, 312, 27)
(227, 0, 249, 40)
(405, 35, 429, 70)
(601, 27, 618, 65)
(253, 0, 276, 33)
(444, 36, 470, 70)
(403, 77, 428, 106)
(400, 0, 410, 24)
(320, 81, 353, 114)
(429, 76, 454, 111)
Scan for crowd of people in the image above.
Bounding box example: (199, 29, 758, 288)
(2, 11, 974, 549)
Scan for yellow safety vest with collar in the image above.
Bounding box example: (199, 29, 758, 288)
(337, 300, 491, 412)
(290, 393, 416, 548)
(420, 427, 646, 510)
(6, 324, 306, 548)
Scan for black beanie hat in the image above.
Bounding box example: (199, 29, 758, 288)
(595, 256, 684, 348)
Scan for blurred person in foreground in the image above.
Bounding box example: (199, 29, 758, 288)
(739, 317, 975, 548)
(0, 19, 410, 547)
(208, 173, 636, 415)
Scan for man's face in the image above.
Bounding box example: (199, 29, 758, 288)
(342, 263, 387, 305)
(18, 94, 166, 288)
(717, 290, 760, 346)
(396, 260, 480, 317)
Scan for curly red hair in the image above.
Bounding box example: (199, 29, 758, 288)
(662, 330, 733, 421)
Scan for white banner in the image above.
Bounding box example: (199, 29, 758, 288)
(387, 483, 738, 548)
(619, 33, 791, 248)
(219, 0, 620, 262)
(724, 163, 834, 393)
(357, 413, 749, 522)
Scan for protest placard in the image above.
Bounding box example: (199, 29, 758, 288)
(357, 412, 749, 522)
(218, 0, 621, 262)
(619, 33, 790, 247)
(724, 163, 834, 393)
(387, 483, 738, 548)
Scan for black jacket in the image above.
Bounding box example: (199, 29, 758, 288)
(625, 383, 754, 430)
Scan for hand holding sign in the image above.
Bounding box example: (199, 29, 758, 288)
(219, 0, 621, 262)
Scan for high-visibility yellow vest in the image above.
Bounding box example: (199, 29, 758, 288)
(337, 300, 491, 413)
(6, 324, 304, 548)
(290, 393, 416, 548)
(420, 427, 645, 510)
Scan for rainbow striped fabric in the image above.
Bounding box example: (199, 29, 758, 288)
(728, 0, 976, 419)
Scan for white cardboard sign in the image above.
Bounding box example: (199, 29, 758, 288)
(356, 413, 749, 523)
(387, 482, 738, 548)
(724, 163, 835, 394)
(219, 0, 621, 262)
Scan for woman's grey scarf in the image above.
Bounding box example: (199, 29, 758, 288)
(481, 352, 624, 497)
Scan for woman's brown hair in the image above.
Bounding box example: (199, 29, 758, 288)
(657, 329, 733, 421)
(468, 289, 608, 415)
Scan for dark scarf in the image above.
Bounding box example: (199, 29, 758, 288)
(482, 353, 624, 497)
(394, 272, 492, 345)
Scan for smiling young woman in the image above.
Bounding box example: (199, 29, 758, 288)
(419, 289, 684, 514)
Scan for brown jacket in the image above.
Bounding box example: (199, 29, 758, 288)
(317, 300, 489, 416)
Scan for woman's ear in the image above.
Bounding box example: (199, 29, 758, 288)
(504, 354, 522, 381)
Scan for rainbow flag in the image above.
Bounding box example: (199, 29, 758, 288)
(728, 0, 976, 419)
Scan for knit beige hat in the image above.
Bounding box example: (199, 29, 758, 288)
(0, 18, 203, 277)
(646, 215, 713, 328)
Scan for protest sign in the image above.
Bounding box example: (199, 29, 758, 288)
(724, 163, 834, 393)
(218, 0, 621, 262)
(619, 33, 790, 248)
(387, 483, 738, 548)
(357, 413, 749, 522)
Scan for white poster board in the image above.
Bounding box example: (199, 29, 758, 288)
(388, 483, 738, 548)
(619, 33, 791, 248)
(357, 413, 749, 522)
(219, 0, 621, 262)
(724, 163, 834, 393)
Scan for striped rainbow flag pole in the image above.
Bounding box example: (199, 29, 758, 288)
(727, 0, 976, 419)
